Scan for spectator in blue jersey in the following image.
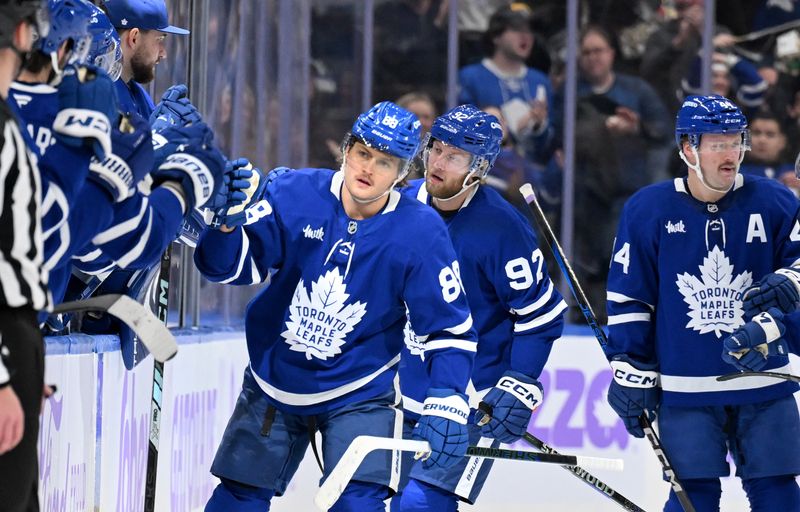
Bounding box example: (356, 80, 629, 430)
(606, 95, 800, 511)
(552, 24, 672, 323)
(681, 50, 768, 115)
(458, 3, 554, 166)
(103, 0, 188, 117)
(739, 111, 794, 184)
(196, 102, 478, 512)
(392, 105, 566, 512)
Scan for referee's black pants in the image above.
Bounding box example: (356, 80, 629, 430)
(0, 308, 44, 512)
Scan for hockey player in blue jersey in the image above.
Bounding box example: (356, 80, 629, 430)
(606, 95, 800, 511)
(10, 0, 226, 311)
(393, 105, 566, 512)
(195, 101, 478, 512)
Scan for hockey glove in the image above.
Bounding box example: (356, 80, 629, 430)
(412, 388, 469, 469)
(607, 355, 660, 438)
(150, 84, 203, 133)
(88, 113, 154, 202)
(54, 64, 117, 161)
(474, 370, 542, 443)
(151, 124, 227, 212)
(204, 159, 267, 229)
(722, 308, 788, 372)
(742, 268, 800, 319)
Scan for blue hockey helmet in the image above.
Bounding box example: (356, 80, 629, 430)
(350, 101, 422, 161)
(35, 0, 95, 67)
(428, 104, 503, 176)
(674, 95, 749, 149)
(87, 4, 121, 80)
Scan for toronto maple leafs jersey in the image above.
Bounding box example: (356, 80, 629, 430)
(9, 82, 113, 273)
(194, 169, 478, 415)
(607, 174, 800, 406)
(10, 82, 185, 305)
(399, 181, 567, 417)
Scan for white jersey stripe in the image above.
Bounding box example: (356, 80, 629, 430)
(607, 291, 654, 310)
(514, 299, 568, 332)
(511, 281, 553, 316)
(607, 312, 651, 325)
(662, 363, 794, 393)
(249, 354, 401, 406)
(423, 339, 477, 353)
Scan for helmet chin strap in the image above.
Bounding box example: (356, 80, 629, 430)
(679, 146, 736, 195)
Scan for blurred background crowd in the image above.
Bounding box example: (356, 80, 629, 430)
(155, 0, 800, 326)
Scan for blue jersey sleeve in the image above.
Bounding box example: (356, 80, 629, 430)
(606, 193, 659, 364)
(772, 186, 800, 270)
(194, 188, 284, 285)
(402, 213, 477, 395)
(72, 186, 185, 272)
(488, 214, 567, 378)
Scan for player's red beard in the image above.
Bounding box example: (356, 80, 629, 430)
(130, 50, 156, 84)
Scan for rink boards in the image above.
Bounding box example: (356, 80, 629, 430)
(37, 327, 797, 511)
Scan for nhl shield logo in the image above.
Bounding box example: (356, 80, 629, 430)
(282, 268, 367, 360)
(675, 246, 752, 338)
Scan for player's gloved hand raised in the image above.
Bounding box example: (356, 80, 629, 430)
(88, 112, 154, 202)
(54, 64, 117, 161)
(412, 388, 469, 469)
(151, 123, 227, 212)
(742, 268, 800, 319)
(204, 158, 268, 229)
(607, 355, 660, 438)
(150, 84, 202, 133)
(474, 370, 542, 443)
(722, 308, 788, 372)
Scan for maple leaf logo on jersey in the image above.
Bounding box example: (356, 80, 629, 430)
(403, 307, 426, 358)
(676, 246, 752, 338)
(282, 268, 367, 360)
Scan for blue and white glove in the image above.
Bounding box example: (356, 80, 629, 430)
(607, 355, 660, 438)
(149, 84, 202, 133)
(151, 124, 226, 212)
(412, 388, 469, 469)
(742, 268, 800, 319)
(88, 113, 154, 202)
(722, 308, 788, 372)
(474, 370, 542, 443)
(204, 158, 267, 229)
(54, 64, 117, 161)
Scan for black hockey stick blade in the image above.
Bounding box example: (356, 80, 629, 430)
(53, 294, 177, 363)
(717, 370, 800, 383)
(478, 403, 646, 512)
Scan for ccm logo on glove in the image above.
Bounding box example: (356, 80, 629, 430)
(498, 377, 542, 411)
(610, 360, 659, 388)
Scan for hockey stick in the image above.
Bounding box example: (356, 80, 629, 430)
(143, 247, 172, 512)
(717, 370, 800, 383)
(478, 402, 647, 512)
(518, 183, 697, 512)
(52, 294, 177, 363)
(314, 435, 624, 511)
(730, 19, 800, 43)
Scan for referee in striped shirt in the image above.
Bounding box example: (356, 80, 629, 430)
(0, 2, 52, 511)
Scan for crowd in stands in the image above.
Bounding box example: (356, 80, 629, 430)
(316, 0, 800, 320)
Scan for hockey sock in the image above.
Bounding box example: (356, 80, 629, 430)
(743, 475, 800, 512)
(663, 478, 720, 512)
(329, 480, 390, 512)
(204, 478, 274, 512)
(398, 478, 458, 512)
